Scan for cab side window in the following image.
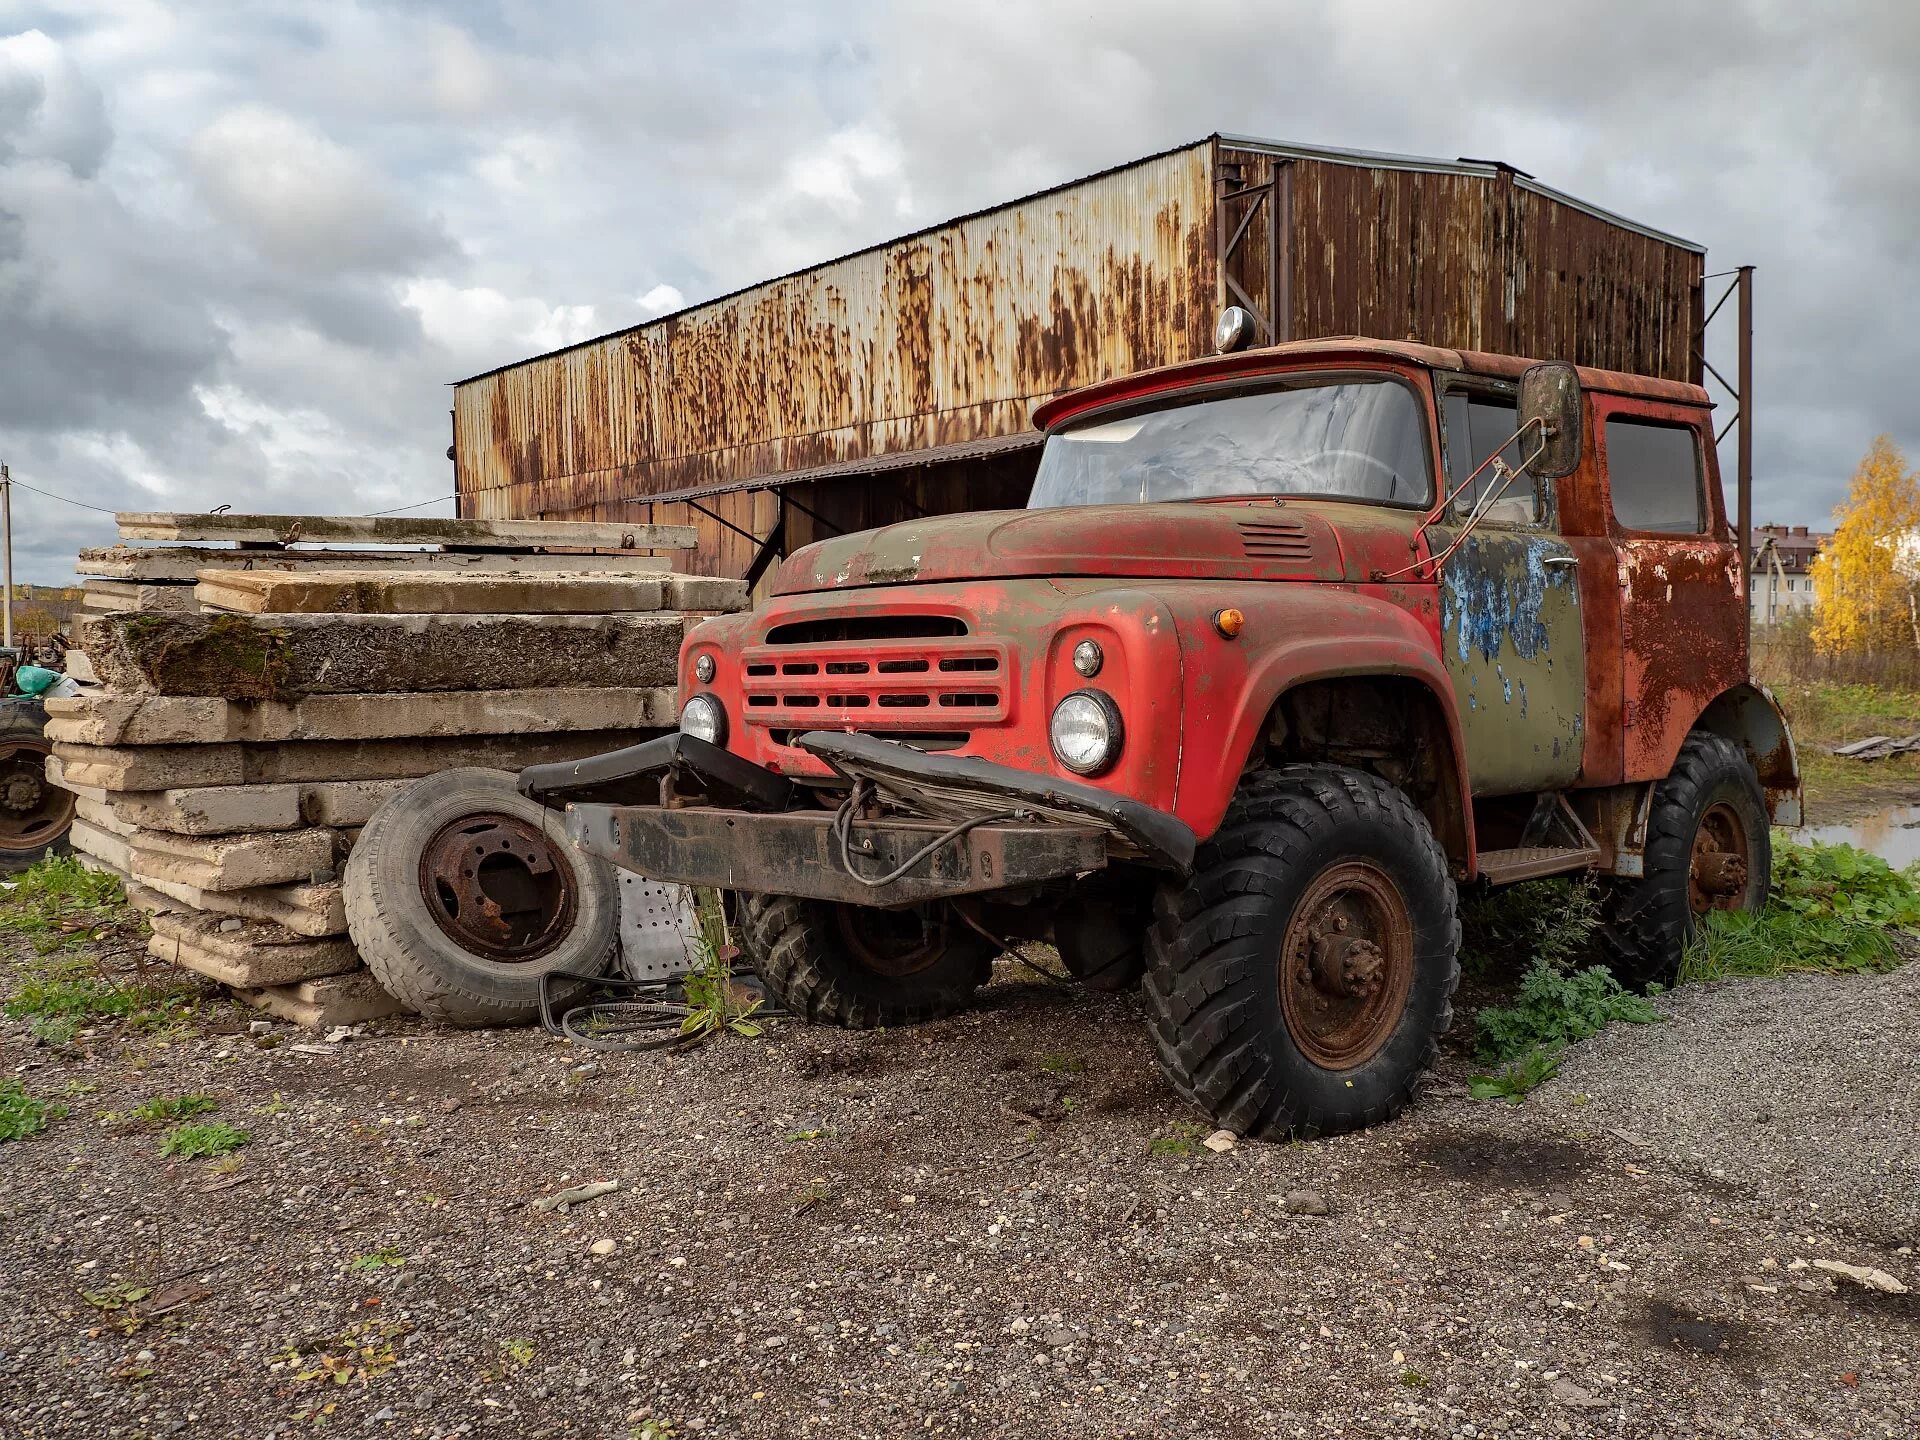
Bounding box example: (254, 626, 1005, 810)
(1606, 418, 1705, 534)
(1442, 391, 1538, 524)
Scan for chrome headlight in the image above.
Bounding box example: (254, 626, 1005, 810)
(692, 652, 716, 683)
(679, 693, 726, 747)
(1049, 690, 1122, 775)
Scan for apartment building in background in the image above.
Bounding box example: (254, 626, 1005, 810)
(1750, 523, 1829, 625)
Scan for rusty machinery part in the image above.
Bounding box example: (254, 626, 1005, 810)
(1142, 765, 1458, 1141)
(1595, 731, 1770, 991)
(344, 768, 619, 1028)
(0, 701, 73, 869)
(737, 892, 996, 1029)
(1277, 860, 1415, 1070)
(417, 810, 578, 963)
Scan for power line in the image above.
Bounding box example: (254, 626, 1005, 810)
(4, 476, 121, 515)
(366, 493, 457, 515)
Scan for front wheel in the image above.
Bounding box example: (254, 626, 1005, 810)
(1596, 731, 1770, 989)
(738, 895, 994, 1028)
(1145, 765, 1459, 1140)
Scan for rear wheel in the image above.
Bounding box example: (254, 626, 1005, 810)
(1596, 731, 1770, 988)
(1144, 765, 1459, 1139)
(738, 894, 994, 1028)
(0, 700, 72, 872)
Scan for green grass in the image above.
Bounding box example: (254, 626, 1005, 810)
(159, 1120, 249, 1159)
(348, 1245, 408, 1273)
(0, 857, 133, 952)
(1683, 834, 1920, 982)
(131, 1094, 218, 1125)
(1148, 1121, 1208, 1158)
(0, 1078, 66, 1141)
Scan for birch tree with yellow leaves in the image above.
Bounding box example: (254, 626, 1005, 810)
(1811, 436, 1920, 655)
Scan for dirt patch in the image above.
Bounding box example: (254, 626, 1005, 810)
(1404, 1127, 1598, 1188)
(1630, 1297, 1755, 1359)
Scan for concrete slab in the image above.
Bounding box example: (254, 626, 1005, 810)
(50, 743, 244, 791)
(78, 546, 673, 582)
(69, 817, 134, 875)
(125, 824, 338, 892)
(195, 569, 667, 616)
(130, 871, 347, 937)
(147, 913, 360, 988)
(664, 574, 750, 611)
(81, 611, 683, 697)
(237, 970, 405, 1027)
(44, 686, 676, 746)
(106, 784, 305, 835)
(63, 650, 99, 684)
(115, 512, 695, 551)
(238, 729, 651, 786)
(82, 580, 200, 614)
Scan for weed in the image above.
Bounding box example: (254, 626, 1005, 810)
(255, 1093, 291, 1117)
(677, 895, 766, 1042)
(1684, 836, 1920, 982)
(1459, 876, 1601, 977)
(159, 1120, 249, 1159)
(6, 959, 199, 1031)
(80, 1280, 154, 1335)
(0, 1078, 65, 1141)
(1467, 1047, 1564, 1102)
(793, 1180, 829, 1215)
(0, 857, 128, 946)
(1398, 1368, 1430, 1388)
(27, 1014, 79, 1046)
(1148, 1121, 1209, 1158)
(783, 1128, 828, 1143)
(132, 1094, 217, 1125)
(1038, 1053, 1088, 1075)
(1475, 964, 1661, 1065)
(273, 1318, 412, 1400)
(348, 1246, 407, 1273)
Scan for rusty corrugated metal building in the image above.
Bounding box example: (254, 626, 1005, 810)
(452, 134, 1705, 582)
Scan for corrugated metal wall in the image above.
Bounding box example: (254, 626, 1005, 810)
(453, 142, 1218, 573)
(454, 137, 1704, 576)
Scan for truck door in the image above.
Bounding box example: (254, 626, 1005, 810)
(1592, 398, 1746, 781)
(1432, 383, 1587, 797)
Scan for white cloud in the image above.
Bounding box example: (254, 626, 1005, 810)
(0, 29, 112, 177)
(637, 283, 685, 317)
(402, 278, 600, 370)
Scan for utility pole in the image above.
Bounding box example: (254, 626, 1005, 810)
(0, 462, 12, 652)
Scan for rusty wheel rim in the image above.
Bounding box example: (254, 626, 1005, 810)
(1278, 860, 1415, 1070)
(418, 811, 579, 962)
(0, 738, 74, 854)
(832, 904, 946, 979)
(1689, 801, 1751, 916)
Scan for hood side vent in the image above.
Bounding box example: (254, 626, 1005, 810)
(1237, 517, 1316, 562)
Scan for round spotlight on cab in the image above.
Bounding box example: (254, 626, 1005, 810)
(679, 693, 727, 747)
(1049, 690, 1123, 776)
(1071, 638, 1104, 677)
(1213, 305, 1255, 354)
(692, 652, 716, 683)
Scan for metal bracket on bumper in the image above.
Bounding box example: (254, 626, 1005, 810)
(518, 729, 1196, 907)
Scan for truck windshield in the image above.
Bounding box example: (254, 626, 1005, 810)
(1027, 376, 1431, 508)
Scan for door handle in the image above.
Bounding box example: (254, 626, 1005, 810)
(1543, 556, 1579, 568)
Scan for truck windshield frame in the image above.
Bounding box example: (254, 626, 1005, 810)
(1027, 371, 1435, 511)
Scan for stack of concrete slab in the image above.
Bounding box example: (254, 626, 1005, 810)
(58, 511, 740, 1027)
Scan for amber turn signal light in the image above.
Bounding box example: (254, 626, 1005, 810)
(1213, 608, 1245, 638)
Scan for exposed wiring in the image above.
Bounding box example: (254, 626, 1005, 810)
(830, 778, 1019, 888)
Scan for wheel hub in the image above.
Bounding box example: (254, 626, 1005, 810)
(3, 768, 43, 812)
(0, 739, 73, 853)
(1689, 802, 1751, 915)
(1281, 860, 1414, 1070)
(832, 904, 948, 978)
(417, 811, 578, 962)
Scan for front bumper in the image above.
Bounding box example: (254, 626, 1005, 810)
(519, 731, 1195, 908)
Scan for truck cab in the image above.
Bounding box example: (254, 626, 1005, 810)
(525, 337, 1800, 1140)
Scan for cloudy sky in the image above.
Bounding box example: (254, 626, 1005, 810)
(1, 1, 1913, 584)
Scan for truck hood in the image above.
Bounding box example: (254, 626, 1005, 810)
(769, 502, 1422, 594)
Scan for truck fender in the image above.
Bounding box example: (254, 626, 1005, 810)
(1171, 587, 1476, 871)
(1691, 682, 1803, 826)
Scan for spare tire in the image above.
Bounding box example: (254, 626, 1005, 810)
(344, 768, 617, 1026)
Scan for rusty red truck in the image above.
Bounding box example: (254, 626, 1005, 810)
(523, 334, 1800, 1139)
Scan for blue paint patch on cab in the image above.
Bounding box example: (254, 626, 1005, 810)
(1440, 536, 1575, 665)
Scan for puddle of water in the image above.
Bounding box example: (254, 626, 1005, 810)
(1801, 804, 1920, 867)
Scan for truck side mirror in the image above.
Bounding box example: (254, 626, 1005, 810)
(1518, 362, 1583, 479)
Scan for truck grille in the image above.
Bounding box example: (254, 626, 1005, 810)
(741, 640, 1010, 729)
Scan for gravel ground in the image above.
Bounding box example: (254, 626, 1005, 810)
(2, 945, 1915, 1440)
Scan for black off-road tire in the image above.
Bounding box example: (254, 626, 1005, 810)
(0, 698, 72, 872)
(738, 894, 994, 1028)
(1596, 731, 1770, 989)
(1052, 870, 1151, 992)
(1144, 765, 1459, 1140)
(344, 768, 618, 1026)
